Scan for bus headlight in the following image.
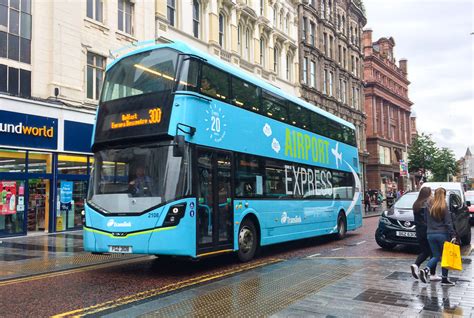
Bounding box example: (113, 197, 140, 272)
(163, 204, 186, 227)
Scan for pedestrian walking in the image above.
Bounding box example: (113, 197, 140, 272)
(364, 191, 371, 212)
(410, 187, 440, 280)
(419, 188, 457, 286)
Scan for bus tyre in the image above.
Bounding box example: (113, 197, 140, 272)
(238, 219, 257, 262)
(334, 213, 347, 240)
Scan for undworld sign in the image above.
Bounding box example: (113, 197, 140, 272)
(0, 110, 58, 149)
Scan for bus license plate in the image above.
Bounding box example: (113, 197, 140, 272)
(396, 231, 416, 238)
(108, 245, 132, 253)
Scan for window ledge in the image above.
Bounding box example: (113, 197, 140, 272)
(115, 30, 137, 43)
(84, 18, 109, 34)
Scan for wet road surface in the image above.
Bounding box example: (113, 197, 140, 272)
(0, 217, 471, 317)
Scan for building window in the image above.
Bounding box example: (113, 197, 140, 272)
(279, 9, 283, 30)
(329, 35, 333, 58)
(302, 17, 307, 42)
(259, 36, 265, 67)
(167, 0, 175, 26)
(219, 13, 225, 47)
(245, 27, 250, 60)
(273, 46, 279, 74)
(329, 71, 333, 96)
(351, 55, 355, 73)
(118, 0, 133, 35)
(338, 78, 342, 100)
(0, 64, 31, 97)
(238, 24, 241, 54)
(338, 45, 342, 64)
(341, 16, 345, 34)
(260, 0, 264, 16)
(323, 69, 327, 94)
(303, 57, 307, 84)
(286, 53, 291, 81)
(351, 85, 356, 108)
(87, 0, 103, 22)
(193, 0, 200, 38)
(355, 57, 359, 76)
(273, 6, 277, 26)
(0, 0, 31, 63)
(321, 0, 326, 19)
(285, 13, 289, 33)
(310, 61, 316, 88)
(323, 32, 327, 55)
(86, 52, 105, 100)
(343, 80, 347, 103)
(310, 22, 315, 46)
(343, 47, 347, 68)
(355, 87, 360, 109)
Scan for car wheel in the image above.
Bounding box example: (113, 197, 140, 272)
(237, 218, 258, 262)
(375, 229, 396, 250)
(334, 213, 347, 240)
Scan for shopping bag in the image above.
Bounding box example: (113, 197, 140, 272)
(441, 241, 462, 271)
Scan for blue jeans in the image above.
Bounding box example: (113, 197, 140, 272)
(426, 233, 450, 278)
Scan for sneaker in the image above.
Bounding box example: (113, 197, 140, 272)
(419, 268, 430, 283)
(430, 275, 442, 281)
(441, 278, 455, 286)
(410, 264, 419, 279)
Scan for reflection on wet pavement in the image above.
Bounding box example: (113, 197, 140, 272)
(0, 231, 142, 281)
(103, 255, 473, 318)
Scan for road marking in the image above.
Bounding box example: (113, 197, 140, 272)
(355, 240, 366, 245)
(51, 258, 284, 318)
(331, 247, 343, 251)
(307, 253, 321, 258)
(0, 256, 153, 287)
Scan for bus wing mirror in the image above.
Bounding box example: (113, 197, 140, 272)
(173, 135, 185, 157)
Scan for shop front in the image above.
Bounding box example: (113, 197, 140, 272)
(0, 96, 94, 237)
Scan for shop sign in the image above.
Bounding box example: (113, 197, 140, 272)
(0, 181, 17, 215)
(0, 110, 58, 149)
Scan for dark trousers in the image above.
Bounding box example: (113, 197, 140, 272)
(415, 228, 433, 273)
(427, 233, 450, 278)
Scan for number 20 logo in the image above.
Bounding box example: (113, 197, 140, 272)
(211, 116, 221, 133)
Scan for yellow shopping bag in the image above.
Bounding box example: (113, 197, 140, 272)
(441, 241, 462, 271)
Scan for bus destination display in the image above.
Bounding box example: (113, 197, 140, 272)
(110, 107, 162, 130)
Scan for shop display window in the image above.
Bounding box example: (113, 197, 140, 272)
(56, 180, 86, 231)
(58, 154, 88, 175)
(0, 149, 26, 173)
(0, 180, 25, 235)
(28, 152, 52, 174)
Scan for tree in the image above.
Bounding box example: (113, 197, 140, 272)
(431, 147, 459, 182)
(408, 133, 438, 178)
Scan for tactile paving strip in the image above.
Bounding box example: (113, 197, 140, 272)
(139, 260, 359, 317)
(0, 253, 143, 281)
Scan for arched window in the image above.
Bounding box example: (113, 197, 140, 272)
(342, 16, 346, 34)
(260, 0, 264, 16)
(192, 0, 200, 38)
(286, 53, 292, 81)
(273, 6, 277, 26)
(238, 24, 242, 54)
(259, 36, 266, 67)
(321, 0, 326, 19)
(279, 9, 284, 29)
(285, 13, 290, 33)
(245, 27, 251, 60)
(327, 0, 332, 19)
(219, 13, 225, 47)
(274, 46, 280, 75)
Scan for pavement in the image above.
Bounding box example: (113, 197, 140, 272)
(0, 222, 472, 317)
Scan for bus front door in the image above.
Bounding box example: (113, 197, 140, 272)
(196, 149, 233, 255)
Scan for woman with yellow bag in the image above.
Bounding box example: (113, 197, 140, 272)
(419, 188, 456, 286)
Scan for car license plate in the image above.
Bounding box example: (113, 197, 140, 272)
(108, 245, 132, 253)
(396, 231, 416, 238)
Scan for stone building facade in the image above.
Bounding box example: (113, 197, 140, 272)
(362, 30, 413, 194)
(155, 0, 300, 96)
(297, 0, 368, 191)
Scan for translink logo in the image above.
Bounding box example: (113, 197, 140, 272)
(0, 122, 54, 138)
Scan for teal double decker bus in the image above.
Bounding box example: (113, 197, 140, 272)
(84, 41, 362, 261)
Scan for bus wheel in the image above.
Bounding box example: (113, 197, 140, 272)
(335, 213, 347, 240)
(238, 219, 257, 262)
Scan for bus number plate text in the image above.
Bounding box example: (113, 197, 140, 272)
(108, 245, 132, 253)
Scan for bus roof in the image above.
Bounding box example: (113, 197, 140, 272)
(106, 41, 356, 130)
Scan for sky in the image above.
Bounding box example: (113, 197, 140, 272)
(363, 0, 473, 159)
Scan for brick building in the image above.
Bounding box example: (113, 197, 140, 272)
(298, 0, 368, 191)
(362, 30, 413, 194)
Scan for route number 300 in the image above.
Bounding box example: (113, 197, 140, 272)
(149, 108, 162, 124)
